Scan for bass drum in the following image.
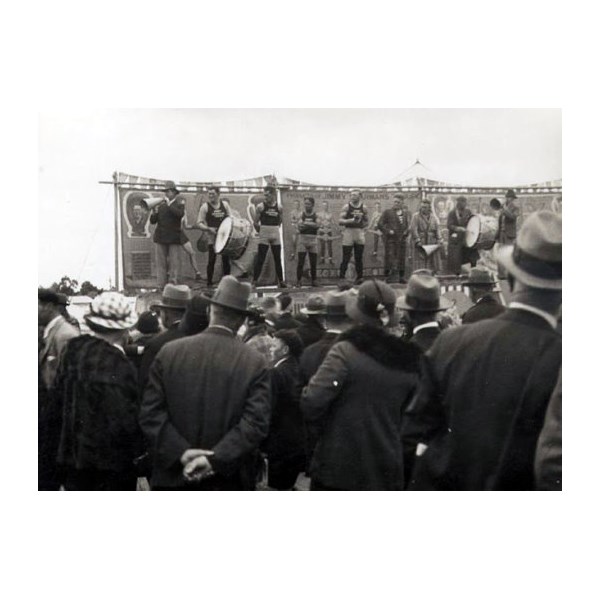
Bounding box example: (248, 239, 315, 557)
(465, 214, 498, 251)
(215, 216, 252, 259)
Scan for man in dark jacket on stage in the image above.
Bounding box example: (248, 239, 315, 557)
(151, 180, 186, 287)
(378, 193, 410, 282)
(140, 276, 271, 490)
(404, 211, 562, 490)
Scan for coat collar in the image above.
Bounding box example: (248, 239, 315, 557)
(499, 307, 558, 332)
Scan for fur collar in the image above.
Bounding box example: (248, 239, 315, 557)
(337, 324, 422, 373)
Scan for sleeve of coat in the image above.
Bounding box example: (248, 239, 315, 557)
(410, 213, 421, 245)
(301, 342, 349, 424)
(534, 369, 562, 491)
(168, 195, 186, 218)
(501, 203, 519, 221)
(210, 365, 272, 473)
(139, 352, 191, 469)
(447, 209, 459, 233)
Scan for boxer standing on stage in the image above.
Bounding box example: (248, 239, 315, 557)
(253, 185, 286, 288)
(151, 180, 185, 287)
(195, 186, 231, 287)
(339, 190, 369, 284)
(295, 197, 321, 287)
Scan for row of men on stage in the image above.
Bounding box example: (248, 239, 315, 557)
(149, 181, 524, 288)
(38, 208, 561, 491)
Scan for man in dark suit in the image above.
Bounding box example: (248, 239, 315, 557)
(274, 293, 301, 330)
(140, 276, 271, 490)
(296, 294, 326, 348)
(404, 211, 562, 490)
(378, 194, 410, 282)
(496, 189, 520, 279)
(396, 271, 452, 353)
(461, 267, 506, 324)
(150, 180, 186, 287)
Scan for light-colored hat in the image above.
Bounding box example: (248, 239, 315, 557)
(202, 275, 253, 315)
(301, 294, 326, 315)
(497, 210, 561, 290)
(462, 267, 497, 287)
(396, 272, 453, 312)
(84, 292, 138, 330)
(150, 284, 192, 311)
(347, 279, 398, 327)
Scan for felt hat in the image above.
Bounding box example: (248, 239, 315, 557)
(84, 292, 138, 330)
(323, 290, 351, 319)
(301, 294, 326, 315)
(150, 284, 192, 311)
(202, 275, 253, 315)
(163, 180, 180, 193)
(462, 267, 497, 287)
(347, 279, 399, 327)
(505, 189, 518, 200)
(396, 272, 453, 312)
(497, 210, 561, 289)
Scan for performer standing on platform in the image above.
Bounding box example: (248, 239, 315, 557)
(317, 200, 334, 264)
(447, 196, 479, 274)
(496, 189, 520, 279)
(253, 185, 286, 288)
(289, 199, 302, 261)
(369, 202, 382, 259)
(378, 193, 410, 282)
(195, 186, 232, 287)
(295, 197, 321, 287)
(409, 199, 442, 274)
(151, 181, 185, 287)
(339, 190, 369, 284)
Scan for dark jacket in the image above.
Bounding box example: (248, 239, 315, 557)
(150, 196, 185, 245)
(302, 325, 421, 490)
(497, 202, 520, 244)
(410, 324, 441, 353)
(139, 327, 271, 489)
(404, 309, 561, 490)
(296, 317, 325, 349)
(275, 312, 301, 331)
(263, 357, 304, 462)
(377, 207, 410, 239)
(461, 295, 506, 324)
(138, 322, 184, 394)
(51, 335, 143, 474)
(535, 368, 562, 491)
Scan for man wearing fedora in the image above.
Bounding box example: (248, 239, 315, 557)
(150, 180, 186, 287)
(45, 292, 143, 491)
(495, 189, 521, 279)
(138, 284, 192, 393)
(296, 294, 326, 348)
(461, 267, 506, 324)
(302, 280, 422, 490)
(397, 271, 453, 353)
(140, 276, 271, 490)
(405, 211, 562, 490)
(378, 193, 410, 283)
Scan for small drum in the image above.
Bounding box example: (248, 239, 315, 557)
(215, 216, 252, 259)
(465, 214, 498, 250)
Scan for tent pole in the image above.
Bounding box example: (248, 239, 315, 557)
(112, 172, 120, 291)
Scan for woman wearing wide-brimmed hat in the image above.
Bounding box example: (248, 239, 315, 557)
(302, 280, 422, 490)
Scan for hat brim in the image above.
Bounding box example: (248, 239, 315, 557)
(202, 293, 254, 316)
(150, 303, 187, 312)
(300, 307, 325, 315)
(84, 312, 138, 331)
(346, 296, 399, 327)
(396, 295, 454, 312)
(497, 245, 562, 290)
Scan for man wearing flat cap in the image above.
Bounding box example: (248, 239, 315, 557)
(150, 180, 186, 287)
(140, 276, 272, 490)
(404, 211, 562, 490)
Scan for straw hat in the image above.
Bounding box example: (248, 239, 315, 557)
(497, 210, 561, 290)
(84, 292, 138, 330)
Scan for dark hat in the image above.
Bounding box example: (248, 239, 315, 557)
(84, 292, 138, 330)
(180, 293, 211, 334)
(186, 294, 212, 319)
(278, 293, 293, 312)
(505, 189, 518, 200)
(301, 294, 326, 315)
(203, 275, 253, 315)
(396, 272, 453, 312)
(347, 279, 399, 327)
(273, 329, 304, 360)
(324, 290, 351, 319)
(38, 288, 61, 304)
(497, 210, 561, 289)
(135, 311, 160, 335)
(163, 180, 180, 193)
(462, 267, 497, 287)
(151, 284, 192, 312)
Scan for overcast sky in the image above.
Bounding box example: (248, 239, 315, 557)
(38, 108, 561, 288)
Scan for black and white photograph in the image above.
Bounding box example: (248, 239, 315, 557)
(38, 108, 562, 493)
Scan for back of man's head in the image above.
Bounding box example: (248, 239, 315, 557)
(209, 304, 246, 333)
(509, 277, 562, 317)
